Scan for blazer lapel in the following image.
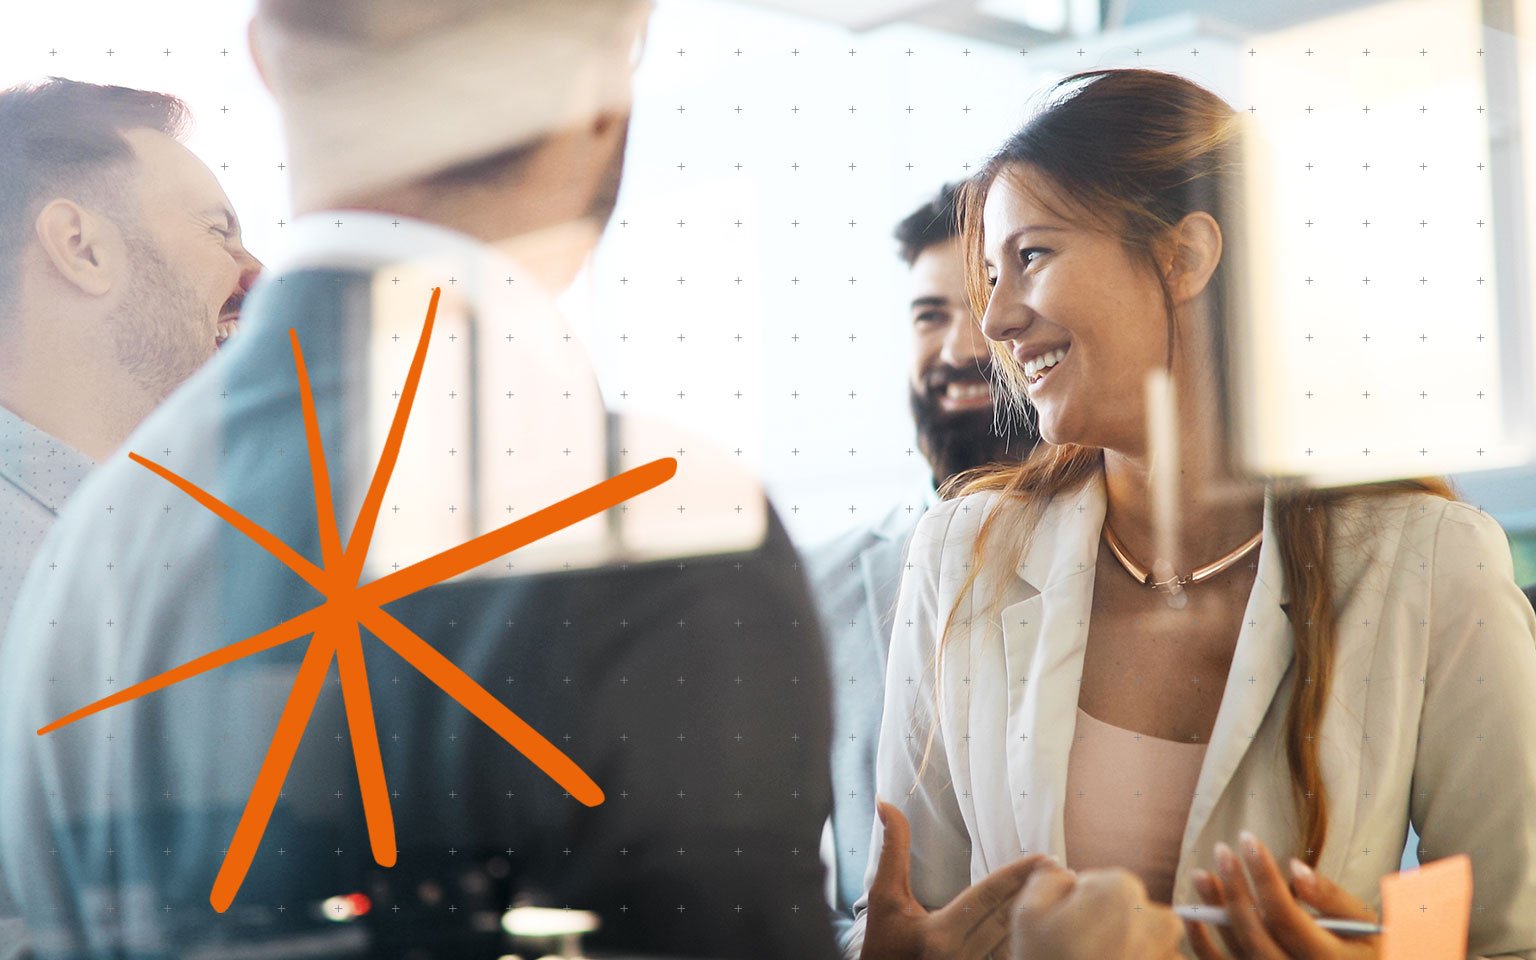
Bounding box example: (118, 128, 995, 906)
(1179, 490, 1294, 864)
(994, 478, 1304, 875)
(1000, 474, 1107, 859)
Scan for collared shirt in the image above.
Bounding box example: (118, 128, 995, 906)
(0, 402, 93, 636)
(0, 405, 92, 960)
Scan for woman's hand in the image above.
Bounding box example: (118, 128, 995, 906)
(1185, 831, 1380, 960)
(1012, 864, 1184, 960)
(860, 800, 1052, 960)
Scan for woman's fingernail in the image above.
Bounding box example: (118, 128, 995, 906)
(1215, 842, 1236, 874)
(1238, 830, 1262, 863)
(1290, 858, 1315, 888)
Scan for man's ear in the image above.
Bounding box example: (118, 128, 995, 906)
(33, 199, 122, 298)
(590, 107, 631, 144)
(1162, 211, 1223, 306)
(248, 19, 271, 92)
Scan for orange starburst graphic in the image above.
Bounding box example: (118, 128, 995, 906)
(39, 288, 676, 911)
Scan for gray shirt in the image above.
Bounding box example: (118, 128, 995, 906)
(0, 404, 92, 960)
(0, 403, 93, 632)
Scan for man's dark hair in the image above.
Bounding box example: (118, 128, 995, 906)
(0, 78, 190, 317)
(894, 180, 963, 267)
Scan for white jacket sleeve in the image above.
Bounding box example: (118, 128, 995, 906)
(1412, 501, 1536, 960)
(841, 501, 976, 959)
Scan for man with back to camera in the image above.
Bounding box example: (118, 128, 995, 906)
(807, 182, 1041, 954)
(0, 77, 260, 959)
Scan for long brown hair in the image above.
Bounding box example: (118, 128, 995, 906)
(923, 69, 1452, 866)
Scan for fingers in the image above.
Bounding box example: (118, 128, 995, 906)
(942, 855, 1056, 960)
(1075, 873, 1181, 960)
(1071, 867, 1145, 906)
(869, 800, 914, 907)
(1003, 862, 1075, 960)
(1080, 869, 1180, 954)
(1193, 867, 1224, 905)
(1015, 862, 1077, 916)
(1148, 906, 1187, 960)
(1193, 866, 1245, 959)
(1215, 841, 1288, 960)
(1289, 858, 1379, 923)
(1186, 917, 1226, 960)
(950, 891, 1014, 960)
(1236, 831, 1336, 958)
(1006, 862, 1071, 949)
(950, 853, 1056, 928)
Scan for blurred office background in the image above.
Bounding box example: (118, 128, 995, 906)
(2, 0, 1534, 578)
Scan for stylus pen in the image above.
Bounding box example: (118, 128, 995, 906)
(1175, 904, 1382, 937)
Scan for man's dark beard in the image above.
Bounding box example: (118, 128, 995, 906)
(910, 366, 1038, 488)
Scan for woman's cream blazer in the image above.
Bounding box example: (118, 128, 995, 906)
(844, 472, 1536, 959)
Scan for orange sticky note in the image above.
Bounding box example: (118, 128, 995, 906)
(1380, 853, 1473, 960)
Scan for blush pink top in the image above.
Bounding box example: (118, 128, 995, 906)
(1062, 707, 1208, 904)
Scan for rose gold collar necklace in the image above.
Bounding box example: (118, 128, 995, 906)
(1101, 522, 1263, 593)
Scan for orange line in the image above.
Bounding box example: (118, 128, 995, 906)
(360, 457, 677, 607)
(335, 619, 396, 867)
(37, 607, 325, 735)
(360, 607, 604, 806)
(211, 628, 336, 913)
(127, 453, 327, 593)
(342, 287, 440, 581)
(44, 290, 669, 911)
(290, 329, 345, 574)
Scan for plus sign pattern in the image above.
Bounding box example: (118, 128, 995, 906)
(0, 2, 1533, 959)
(0, 270, 836, 959)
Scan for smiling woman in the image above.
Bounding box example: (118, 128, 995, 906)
(845, 68, 1536, 960)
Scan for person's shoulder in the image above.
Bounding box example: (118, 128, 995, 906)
(1337, 491, 1506, 568)
(1431, 498, 1507, 536)
(802, 498, 922, 570)
(11, 363, 237, 623)
(1425, 499, 1515, 575)
(907, 489, 1007, 564)
(40, 444, 169, 550)
(1334, 491, 1524, 625)
(802, 520, 881, 577)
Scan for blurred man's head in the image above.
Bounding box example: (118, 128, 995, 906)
(900, 183, 1037, 487)
(250, 0, 650, 291)
(0, 78, 262, 456)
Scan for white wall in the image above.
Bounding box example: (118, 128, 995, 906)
(5, 0, 1533, 545)
(576, 0, 1060, 546)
